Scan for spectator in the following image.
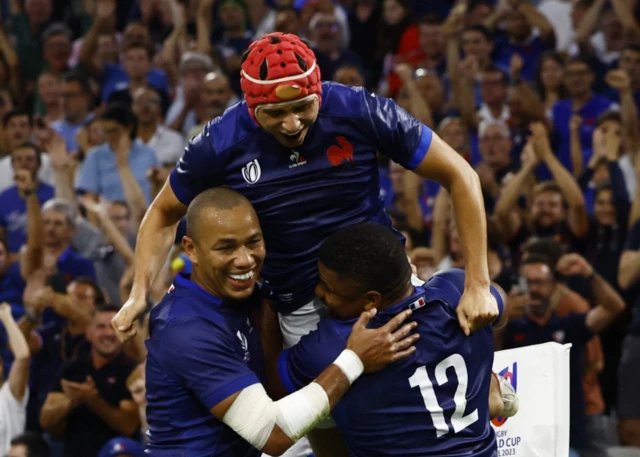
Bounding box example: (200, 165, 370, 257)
(495, 124, 589, 261)
(50, 73, 94, 154)
(548, 58, 618, 176)
(106, 42, 162, 107)
(22, 276, 103, 431)
(0, 143, 54, 260)
(7, 431, 50, 457)
(490, 0, 556, 81)
(185, 71, 234, 141)
(534, 52, 567, 113)
(0, 237, 25, 315)
(76, 103, 157, 205)
(0, 302, 31, 456)
(125, 364, 146, 437)
(79, 2, 169, 105)
(79, 196, 135, 307)
(36, 72, 62, 125)
(132, 87, 183, 167)
(333, 64, 366, 87)
(39, 305, 140, 457)
(0, 110, 54, 194)
(475, 121, 518, 213)
(617, 218, 640, 447)
(20, 197, 97, 330)
(165, 52, 215, 136)
(500, 253, 625, 454)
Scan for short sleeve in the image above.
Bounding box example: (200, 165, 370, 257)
(277, 320, 344, 394)
(155, 317, 260, 410)
(624, 220, 640, 251)
(169, 123, 224, 206)
(76, 149, 100, 194)
(359, 90, 433, 170)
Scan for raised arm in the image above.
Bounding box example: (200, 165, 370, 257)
(16, 170, 44, 279)
(79, 0, 116, 79)
(0, 302, 30, 401)
(114, 136, 149, 226)
(395, 64, 434, 128)
(556, 254, 625, 333)
(606, 70, 640, 155)
(517, 1, 555, 43)
(112, 180, 187, 340)
(575, 0, 607, 46)
(530, 122, 589, 238)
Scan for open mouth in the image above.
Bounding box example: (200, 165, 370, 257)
(281, 129, 304, 145)
(228, 270, 256, 290)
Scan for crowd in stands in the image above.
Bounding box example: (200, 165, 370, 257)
(0, 0, 639, 456)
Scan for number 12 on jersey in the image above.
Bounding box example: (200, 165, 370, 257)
(408, 353, 479, 437)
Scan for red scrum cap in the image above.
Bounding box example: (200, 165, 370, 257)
(240, 33, 322, 121)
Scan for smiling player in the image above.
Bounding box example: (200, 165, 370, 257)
(114, 32, 496, 345)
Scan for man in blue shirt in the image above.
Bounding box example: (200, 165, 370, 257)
(0, 143, 54, 257)
(115, 32, 498, 347)
(277, 223, 514, 457)
(145, 187, 418, 457)
(76, 104, 157, 204)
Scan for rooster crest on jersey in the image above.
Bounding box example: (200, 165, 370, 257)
(240, 33, 322, 121)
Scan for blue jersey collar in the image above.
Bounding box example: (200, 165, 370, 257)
(173, 273, 223, 307)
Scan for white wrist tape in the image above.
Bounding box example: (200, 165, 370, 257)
(333, 349, 364, 384)
(221, 382, 330, 451)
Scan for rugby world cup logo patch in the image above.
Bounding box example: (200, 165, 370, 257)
(491, 362, 517, 427)
(242, 159, 262, 185)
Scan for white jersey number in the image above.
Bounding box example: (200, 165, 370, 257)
(408, 353, 479, 437)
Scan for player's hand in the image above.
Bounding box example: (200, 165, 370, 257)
(347, 308, 419, 373)
(457, 286, 499, 335)
(112, 294, 146, 342)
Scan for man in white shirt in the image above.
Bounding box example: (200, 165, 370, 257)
(133, 87, 185, 167)
(0, 302, 30, 456)
(0, 110, 54, 193)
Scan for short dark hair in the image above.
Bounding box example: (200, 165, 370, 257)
(318, 223, 411, 295)
(101, 103, 138, 139)
(3, 108, 33, 128)
(482, 66, 509, 84)
(594, 183, 614, 200)
(123, 41, 154, 60)
(11, 142, 42, 167)
(62, 71, 92, 95)
(522, 238, 565, 266)
(11, 432, 50, 457)
(96, 303, 121, 315)
(520, 253, 557, 279)
(186, 187, 252, 239)
(565, 56, 592, 71)
(72, 276, 106, 306)
(463, 24, 493, 41)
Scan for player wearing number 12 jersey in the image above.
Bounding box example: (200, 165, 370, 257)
(277, 224, 508, 456)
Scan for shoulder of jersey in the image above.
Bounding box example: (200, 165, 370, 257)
(319, 81, 369, 118)
(205, 100, 260, 152)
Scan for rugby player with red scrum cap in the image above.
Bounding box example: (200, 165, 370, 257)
(113, 32, 506, 452)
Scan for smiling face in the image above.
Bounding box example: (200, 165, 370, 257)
(183, 202, 266, 301)
(254, 96, 320, 148)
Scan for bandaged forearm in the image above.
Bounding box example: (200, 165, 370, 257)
(221, 349, 364, 450)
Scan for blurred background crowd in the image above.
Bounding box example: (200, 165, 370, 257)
(0, 0, 639, 456)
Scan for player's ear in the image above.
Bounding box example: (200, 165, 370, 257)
(182, 236, 198, 265)
(362, 290, 382, 311)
